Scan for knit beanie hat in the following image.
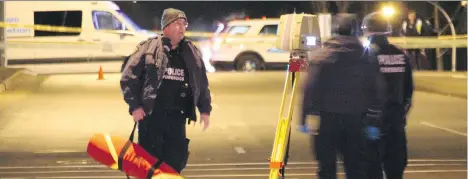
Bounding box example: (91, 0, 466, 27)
(161, 8, 187, 30)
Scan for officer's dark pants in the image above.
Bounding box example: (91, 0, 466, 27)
(137, 109, 190, 173)
(381, 107, 408, 179)
(314, 111, 366, 179)
(362, 137, 383, 179)
(407, 49, 422, 70)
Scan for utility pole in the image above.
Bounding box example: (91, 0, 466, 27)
(434, 3, 442, 71)
(0, 1, 5, 68)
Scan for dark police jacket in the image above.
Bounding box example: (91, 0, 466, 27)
(300, 36, 386, 125)
(368, 37, 414, 110)
(120, 37, 212, 123)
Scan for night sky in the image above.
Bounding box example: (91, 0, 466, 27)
(114, 1, 465, 34)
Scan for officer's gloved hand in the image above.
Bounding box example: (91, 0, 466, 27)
(364, 126, 381, 140)
(363, 108, 382, 141)
(297, 124, 310, 134)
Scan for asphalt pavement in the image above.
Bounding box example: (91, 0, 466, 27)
(0, 72, 466, 179)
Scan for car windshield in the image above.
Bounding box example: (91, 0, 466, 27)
(117, 10, 142, 31)
(227, 25, 250, 35)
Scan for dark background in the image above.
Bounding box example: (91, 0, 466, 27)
(115, 1, 465, 33)
(114, 1, 467, 71)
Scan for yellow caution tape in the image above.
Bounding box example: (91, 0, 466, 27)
(0, 21, 465, 39)
(0, 21, 214, 38)
(0, 22, 82, 33)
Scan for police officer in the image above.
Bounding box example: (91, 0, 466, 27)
(401, 10, 433, 70)
(362, 12, 414, 179)
(299, 13, 386, 179)
(120, 8, 212, 173)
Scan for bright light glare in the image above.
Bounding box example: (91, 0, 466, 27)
(363, 39, 370, 47)
(382, 6, 395, 17)
(239, 44, 244, 49)
(200, 46, 216, 73)
(212, 38, 222, 50)
(215, 23, 224, 34)
(306, 36, 316, 46)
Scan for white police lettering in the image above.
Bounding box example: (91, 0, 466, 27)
(378, 54, 406, 73)
(163, 67, 185, 81)
(378, 54, 405, 65)
(380, 67, 405, 73)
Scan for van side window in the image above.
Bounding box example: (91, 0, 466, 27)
(34, 11, 82, 37)
(228, 26, 250, 35)
(259, 25, 278, 36)
(92, 11, 124, 31)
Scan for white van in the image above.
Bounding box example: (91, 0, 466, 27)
(208, 18, 291, 72)
(4, 1, 157, 74)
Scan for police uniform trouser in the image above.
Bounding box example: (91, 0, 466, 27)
(138, 109, 190, 173)
(407, 49, 421, 70)
(381, 107, 408, 179)
(362, 137, 383, 179)
(314, 111, 366, 179)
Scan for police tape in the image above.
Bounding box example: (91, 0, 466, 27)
(388, 37, 467, 48)
(0, 22, 82, 33)
(0, 21, 215, 38)
(0, 21, 466, 50)
(1, 21, 466, 39)
(0, 40, 203, 51)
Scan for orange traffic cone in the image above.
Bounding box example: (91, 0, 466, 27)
(98, 66, 105, 80)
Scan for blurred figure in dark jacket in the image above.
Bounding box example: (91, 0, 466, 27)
(363, 11, 414, 179)
(299, 13, 386, 179)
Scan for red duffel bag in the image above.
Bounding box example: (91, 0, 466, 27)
(87, 123, 183, 179)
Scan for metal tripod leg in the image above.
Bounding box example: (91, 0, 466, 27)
(269, 57, 307, 179)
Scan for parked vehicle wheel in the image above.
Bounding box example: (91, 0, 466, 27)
(234, 53, 265, 72)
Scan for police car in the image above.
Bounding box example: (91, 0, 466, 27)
(207, 17, 291, 72)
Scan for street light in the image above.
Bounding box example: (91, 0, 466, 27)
(382, 6, 395, 18)
(361, 7, 395, 47)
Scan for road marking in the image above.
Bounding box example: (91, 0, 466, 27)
(2, 169, 464, 178)
(0, 159, 464, 169)
(33, 150, 83, 154)
(234, 146, 246, 154)
(227, 135, 237, 141)
(184, 170, 468, 177)
(452, 75, 467, 79)
(420, 122, 467, 137)
(2, 163, 465, 174)
(413, 73, 467, 78)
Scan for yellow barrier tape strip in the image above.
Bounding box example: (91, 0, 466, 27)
(0, 22, 82, 33)
(0, 21, 465, 39)
(7, 40, 97, 45)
